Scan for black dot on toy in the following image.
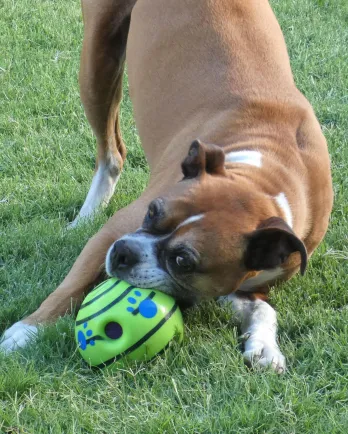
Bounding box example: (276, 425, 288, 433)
(105, 321, 123, 339)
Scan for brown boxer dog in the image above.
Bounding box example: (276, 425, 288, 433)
(1, 0, 333, 372)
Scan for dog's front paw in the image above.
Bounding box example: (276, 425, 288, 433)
(0, 321, 38, 353)
(242, 335, 286, 374)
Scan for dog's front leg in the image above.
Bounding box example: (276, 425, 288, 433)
(221, 292, 286, 373)
(0, 195, 149, 353)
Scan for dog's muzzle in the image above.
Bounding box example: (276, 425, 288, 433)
(108, 239, 142, 273)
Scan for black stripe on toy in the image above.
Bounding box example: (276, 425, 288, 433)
(148, 342, 171, 361)
(80, 280, 121, 310)
(131, 291, 156, 316)
(76, 285, 135, 326)
(97, 302, 178, 368)
(86, 335, 104, 344)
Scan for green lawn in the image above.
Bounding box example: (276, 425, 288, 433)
(1, 0, 348, 432)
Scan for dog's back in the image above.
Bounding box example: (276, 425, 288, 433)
(127, 0, 333, 247)
(127, 0, 302, 152)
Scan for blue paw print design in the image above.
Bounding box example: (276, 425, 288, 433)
(77, 322, 103, 351)
(127, 290, 158, 318)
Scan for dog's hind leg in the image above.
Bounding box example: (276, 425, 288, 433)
(70, 0, 137, 227)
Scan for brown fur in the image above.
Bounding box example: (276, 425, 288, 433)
(22, 0, 332, 325)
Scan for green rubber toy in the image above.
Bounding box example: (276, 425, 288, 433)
(75, 278, 184, 369)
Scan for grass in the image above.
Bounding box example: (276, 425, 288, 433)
(0, 0, 348, 432)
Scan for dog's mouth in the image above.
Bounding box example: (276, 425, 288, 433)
(106, 253, 199, 305)
(108, 263, 194, 298)
(105, 229, 202, 305)
(110, 265, 170, 291)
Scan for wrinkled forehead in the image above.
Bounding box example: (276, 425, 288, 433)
(120, 212, 207, 255)
(150, 176, 226, 216)
(141, 206, 241, 252)
(142, 177, 257, 236)
(116, 189, 249, 269)
(140, 183, 200, 233)
(168, 211, 242, 249)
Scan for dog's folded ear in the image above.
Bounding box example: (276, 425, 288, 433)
(181, 139, 226, 179)
(244, 217, 307, 275)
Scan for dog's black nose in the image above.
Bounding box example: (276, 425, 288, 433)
(110, 239, 140, 271)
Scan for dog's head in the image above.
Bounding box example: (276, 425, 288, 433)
(106, 140, 307, 303)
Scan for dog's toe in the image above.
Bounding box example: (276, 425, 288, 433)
(243, 339, 286, 374)
(0, 321, 38, 353)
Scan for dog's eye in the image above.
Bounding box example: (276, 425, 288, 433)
(176, 256, 186, 266)
(147, 199, 162, 220)
(148, 206, 155, 219)
(173, 253, 196, 272)
(143, 197, 171, 234)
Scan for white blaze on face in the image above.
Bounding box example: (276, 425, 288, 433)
(175, 214, 205, 231)
(225, 150, 262, 168)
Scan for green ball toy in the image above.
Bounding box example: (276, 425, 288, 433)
(75, 278, 184, 369)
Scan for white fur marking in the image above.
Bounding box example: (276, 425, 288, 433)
(0, 321, 38, 353)
(69, 162, 120, 228)
(221, 294, 285, 372)
(225, 150, 262, 168)
(176, 214, 204, 230)
(105, 242, 116, 277)
(238, 267, 283, 291)
(275, 192, 293, 228)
